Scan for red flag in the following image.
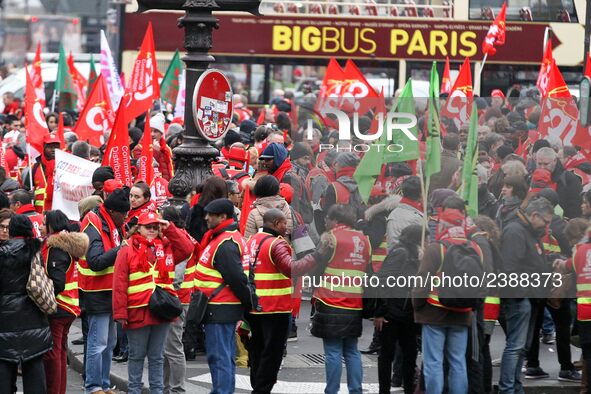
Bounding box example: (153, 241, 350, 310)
(441, 56, 452, 95)
(539, 60, 579, 145)
(25, 66, 50, 156)
(369, 88, 386, 134)
(239, 187, 254, 234)
(102, 93, 132, 186)
(585, 52, 591, 79)
(67, 52, 88, 112)
(536, 39, 554, 98)
(74, 74, 115, 147)
(482, 2, 507, 56)
(124, 22, 160, 122)
(342, 59, 379, 118)
(441, 57, 473, 128)
(314, 58, 346, 122)
(56, 112, 66, 149)
(0, 142, 8, 174)
(137, 112, 155, 186)
(31, 42, 45, 108)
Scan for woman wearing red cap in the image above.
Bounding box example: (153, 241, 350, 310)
(112, 211, 193, 394)
(125, 181, 157, 234)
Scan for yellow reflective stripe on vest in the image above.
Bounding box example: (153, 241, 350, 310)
(78, 265, 114, 276)
(129, 271, 153, 281)
(371, 255, 386, 262)
(324, 267, 364, 277)
(577, 284, 591, 291)
(256, 287, 292, 296)
(256, 272, 290, 280)
(578, 298, 591, 304)
(128, 282, 155, 295)
(543, 243, 561, 253)
(185, 265, 196, 275)
(195, 264, 223, 279)
(63, 282, 78, 291)
(56, 294, 79, 306)
(321, 283, 364, 294)
(168, 271, 175, 279)
(484, 296, 500, 304)
(180, 281, 194, 289)
(194, 279, 222, 289)
(34, 188, 46, 195)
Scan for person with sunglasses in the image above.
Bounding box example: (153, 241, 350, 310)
(112, 211, 193, 394)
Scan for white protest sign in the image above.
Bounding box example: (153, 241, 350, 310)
(52, 150, 101, 220)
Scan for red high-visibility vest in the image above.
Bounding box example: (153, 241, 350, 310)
(42, 243, 80, 317)
(78, 212, 118, 292)
(314, 225, 371, 310)
(125, 240, 177, 309)
(371, 236, 388, 273)
(17, 205, 44, 238)
(573, 243, 591, 321)
(247, 232, 292, 314)
(483, 296, 500, 321)
(178, 244, 200, 305)
(194, 230, 248, 304)
(32, 163, 50, 214)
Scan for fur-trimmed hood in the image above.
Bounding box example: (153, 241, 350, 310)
(47, 232, 89, 259)
(364, 194, 401, 221)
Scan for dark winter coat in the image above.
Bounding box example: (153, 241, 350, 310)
(552, 160, 583, 219)
(0, 238, 52, 363)
(45, 231, 89, 318)
(311, 300, 363, 339)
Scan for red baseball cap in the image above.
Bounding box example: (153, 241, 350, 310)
(491, 89, 505, 99)
(227, 146, 247, 162)
(43, 133, 61, 145)
(137, 212, 160, 226)
(103, 179, 124, 193)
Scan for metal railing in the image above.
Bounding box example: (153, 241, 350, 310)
(259, 0, 454, 19)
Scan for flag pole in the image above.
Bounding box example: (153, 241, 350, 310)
(26, 144, 34, 190)
(479, 53, 488, 81)
(418, 158, 429, 248)
(51, 90, 58, 113)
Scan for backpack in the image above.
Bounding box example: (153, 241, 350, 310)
(437, 240, 485, 310)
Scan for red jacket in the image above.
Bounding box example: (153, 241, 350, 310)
(112, 224, 193, 329)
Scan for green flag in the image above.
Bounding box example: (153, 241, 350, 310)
(461, 105, 479, 217)
(87, 54, 98, 99)
(383, 79, 419, 163)
(160, 49, 183, 106)
(354, 79, 419, 203)
(55, 44, 76, 110)
(425, 62, 441, 181)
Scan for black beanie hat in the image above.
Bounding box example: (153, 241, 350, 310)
(496, 145, 514, 160)
(204, 198, 235, 217)
(128, 127, 143, 144)
(9, 214, 33, 238)
(104, 188, 131, 213)
(290, 142, 312, 161)
(92, 167, 115, 184)
(223, 130, 242, 148)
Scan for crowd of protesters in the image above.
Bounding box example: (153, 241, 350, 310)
(2, 79, 591, 394)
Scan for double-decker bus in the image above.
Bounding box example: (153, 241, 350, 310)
(122, 0, 587, 104)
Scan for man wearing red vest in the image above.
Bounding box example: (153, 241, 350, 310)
(246, 208, 319, 393)
(79, 188, 130, 394)
(412, 197, 478, 393)
(9, 189, 45, 238)
(23, 133, 61, 214)
(194, 198, 252, 394)
(309, 204, 371, 394)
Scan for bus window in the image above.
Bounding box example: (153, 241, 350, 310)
(469, 0, 578, 22)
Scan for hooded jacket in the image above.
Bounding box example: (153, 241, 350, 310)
(363, 195, 401, 250)
(551, 160, 583, 219)
(0, 238, 52, 362)
(244, 195, 294, 241)
(386, 200, 424, 251)
(45, 231, 89, 318)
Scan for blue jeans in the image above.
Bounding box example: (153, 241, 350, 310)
(499, 299, 532, 394)
(542, 307, 555, 335)
(85, 313, 117, 394)
(422, 324, 468, 394)
(322, 337, 362, 394)
(126, 323, 170, 394)
(204, 323, 237, 394)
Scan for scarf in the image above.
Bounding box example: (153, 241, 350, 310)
(129, 234, 167, 278)
(272, 158, 292, 183)
(336, 166, 356, 179)
(128, 200, 157, 222)
(16, 204, 36, 215)
(400, 197, 424, 213)
(98, 204, 122, 247)
(200, 218, 235, 250)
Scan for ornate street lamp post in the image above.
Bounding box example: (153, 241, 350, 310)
(136, 0, 260, 204)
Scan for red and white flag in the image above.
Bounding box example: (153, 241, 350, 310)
(137, 112, 155, 186)
(314, 58, 346, 118)
(482, 2, 507, 57)
(536, 39, 554, 98)
(124, 22, 160, 123)
(25, 66, 50, 158)
(441, 56, 452, 95)
(56, 112, 66, 149)
(585, 52, 591, 79)
(102, 93, 132, 186)
(31, 42, 46, 108)
(441, 57, 473, 128)
(538, 60, 579, 145)
(342, 59, 380, 118)
(74, 74, 115, 147)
